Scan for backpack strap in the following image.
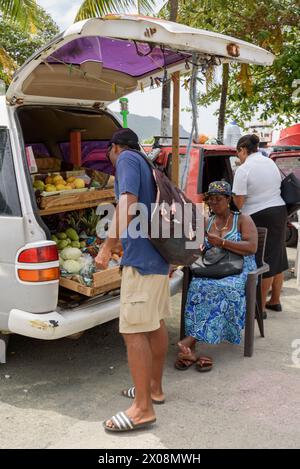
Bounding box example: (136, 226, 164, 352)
(125, 149, 157, 170)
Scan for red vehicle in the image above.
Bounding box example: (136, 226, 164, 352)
(144, 138, 237, 199)
(269, 146, 300, 245)
(275, 124, 300, 146)
(144, 139, 300, 246)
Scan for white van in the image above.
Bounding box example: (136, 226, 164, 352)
(0, 15, 273, 362)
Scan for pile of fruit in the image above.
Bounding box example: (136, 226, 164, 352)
(51, 228, 86, 251)
(33, 174, 85, 193)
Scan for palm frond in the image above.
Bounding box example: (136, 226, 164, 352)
(75, 0, 155, 22)
(0, 0, 42, 33)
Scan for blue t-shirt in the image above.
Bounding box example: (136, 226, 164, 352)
(114, 150, 169, 275)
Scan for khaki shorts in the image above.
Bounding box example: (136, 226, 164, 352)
(119, 266, 171, 334)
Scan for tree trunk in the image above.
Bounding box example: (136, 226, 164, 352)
(217, 63, 229, 143)
(161, 81, 171, 138)
(170, 0, 179, 20)
(160, 0, 179, 139)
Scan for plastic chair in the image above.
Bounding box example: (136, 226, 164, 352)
(179, 227, 269, 357)
(244, 227, 269, 356)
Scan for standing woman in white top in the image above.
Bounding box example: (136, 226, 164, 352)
(232, 134, 288, 317)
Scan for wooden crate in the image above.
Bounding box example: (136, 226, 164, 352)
(38, 187, 115, 215)
(59, 266, 121, 297)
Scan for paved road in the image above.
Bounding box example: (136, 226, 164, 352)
(0, 249, 299, 449)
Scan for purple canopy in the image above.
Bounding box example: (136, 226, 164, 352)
(48, 36, 189, 78)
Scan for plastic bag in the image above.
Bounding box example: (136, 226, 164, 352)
(79, 253, 96, 287)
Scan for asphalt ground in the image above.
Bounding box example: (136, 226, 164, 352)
(0, 249, 299, 449)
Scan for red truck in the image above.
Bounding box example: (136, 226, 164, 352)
(144, 139, 300, 246)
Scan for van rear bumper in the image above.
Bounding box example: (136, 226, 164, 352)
(8, 269, 183, 340)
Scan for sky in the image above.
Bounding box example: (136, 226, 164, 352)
(36, 0, 219, 136)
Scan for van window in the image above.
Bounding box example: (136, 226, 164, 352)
(274, 156, 300, 178)
(0, 127, 22, 216)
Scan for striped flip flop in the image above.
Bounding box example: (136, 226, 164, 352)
(103, 411, 156, 432)
(121, 386, 165, 405)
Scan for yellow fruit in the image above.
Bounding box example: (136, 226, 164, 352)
(74, 178, 85, 189)
(55, 184, 66, 191)
(45, 184, 57, 192)
(53, 175, 64, 184)
(64, 184, 73, 190)
(45, 176, 53, 185)
(66, 176, 76, 183)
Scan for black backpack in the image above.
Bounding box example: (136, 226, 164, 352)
(134, 151, 203, 266)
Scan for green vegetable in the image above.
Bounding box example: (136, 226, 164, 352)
(51, 234, 58, 243)
(71, 241, 81, 248)
(63, 259, 81, 274)
(57, 232, 67, 240)
(57, 240, 69, 250)
(65, 228, 79, 241)
(80, 241, 86, 248)
(60, 247, 82, 261)
(91, 180, 101, 188)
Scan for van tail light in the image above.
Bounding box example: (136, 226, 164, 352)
(18, 245, 58, 263)
(18, 267, 60, 282)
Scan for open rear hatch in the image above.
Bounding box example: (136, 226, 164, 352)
(7, 15, 274, 107)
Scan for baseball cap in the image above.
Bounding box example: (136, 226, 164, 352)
(109, 128, 139, 147)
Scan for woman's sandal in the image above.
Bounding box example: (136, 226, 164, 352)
(195, 356, 213, 372)
(174, 352, 197, 371)
(121, 386, 165, 405)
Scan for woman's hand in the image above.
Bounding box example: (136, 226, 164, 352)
(206, 232, 223, 247)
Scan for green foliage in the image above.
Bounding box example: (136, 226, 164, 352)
(142, 137, 155, 144)
(178, 0, 300, 126)
(75, 0, 156, 21)
(0, 7, 59, 84)
(0, 0, 43, 33)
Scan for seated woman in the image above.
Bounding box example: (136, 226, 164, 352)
(175, 181, 258, 372)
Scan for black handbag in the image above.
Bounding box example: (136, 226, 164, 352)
(190, 246, 244, 279)
(280, 170, 300, 205)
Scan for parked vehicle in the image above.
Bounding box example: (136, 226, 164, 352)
(144, 140, 300, 246)
(269, 146, 300, 246)
(145, 138, 238, 200)
(0, 15, 273, 363)
(275, 124, 300, 146)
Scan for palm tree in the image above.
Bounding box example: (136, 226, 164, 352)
(0, 0, 41, 32)
(0, 0, 43, 84)
(75, 0, 156, 21)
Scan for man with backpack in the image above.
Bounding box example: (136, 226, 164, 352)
(96, 128, 171, 432)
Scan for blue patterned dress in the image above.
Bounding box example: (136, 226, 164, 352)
(185, 212, 257, 345)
